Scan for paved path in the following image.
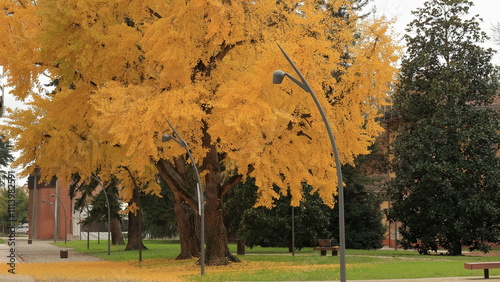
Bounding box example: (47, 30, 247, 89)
(1, 235, 103, 281)
(1, 235, 104, 263)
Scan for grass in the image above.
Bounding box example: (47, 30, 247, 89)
(54, 239, 181, 261)
(53, 240, 500, 281)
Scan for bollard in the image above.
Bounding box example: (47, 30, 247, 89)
(237, 240, 245, 255)
(28, 239, 32, 244)
(60, 250, 68, 258)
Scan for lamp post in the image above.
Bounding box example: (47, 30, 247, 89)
(272, 44, 346, 282)
(161, 118, 205, 276)
(52, 194, 67, 244)
(91, 173, 111, 256)
(42, 198, 56, 243)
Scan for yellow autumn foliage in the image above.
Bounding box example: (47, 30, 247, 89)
(0, 0, 401, 207)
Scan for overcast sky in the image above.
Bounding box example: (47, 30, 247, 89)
(368, 0, 500, 64)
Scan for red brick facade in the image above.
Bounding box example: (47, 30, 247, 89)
(28, 168, 72, 241)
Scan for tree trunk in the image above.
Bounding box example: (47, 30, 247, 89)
(447, 240, 462, 256)
(110, 219, 124, 245)
(155, 157, 201, 259)
(155, 127, 242, 265)
(202, 136, 240, 265)
(125, 186, 147, 250)
(173, 191, 200, 259)
(204, 183, 239, 265)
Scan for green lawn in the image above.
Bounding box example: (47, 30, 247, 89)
(54, 240, 500, 281)
(54, 239, 181, 261)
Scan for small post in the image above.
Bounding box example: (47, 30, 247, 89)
(237, 240, 245, 255)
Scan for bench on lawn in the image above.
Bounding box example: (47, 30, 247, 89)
(313, 239, 339, 256)
(464, 262, 500, 279)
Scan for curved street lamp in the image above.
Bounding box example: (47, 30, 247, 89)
(162, 118, 205, 276)
(52, 194, 67, 244)
(273, 44, 346, 282)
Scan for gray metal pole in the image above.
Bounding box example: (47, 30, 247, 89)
(291, 206, 295, 256)
(275, 44, 346, 282)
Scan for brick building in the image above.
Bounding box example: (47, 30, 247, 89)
(28, 168, 72, 241)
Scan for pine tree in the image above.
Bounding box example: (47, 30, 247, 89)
(388, 0, 500, 255)
(0, 136, 14, 167)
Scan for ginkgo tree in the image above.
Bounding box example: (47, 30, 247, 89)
(0, 0, 400, 265)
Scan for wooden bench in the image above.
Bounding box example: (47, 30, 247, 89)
(464, 262, 500, 279)
(313, 239, 339, 256)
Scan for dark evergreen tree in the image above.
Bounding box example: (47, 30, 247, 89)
(224, 178, 259, 242)
(329, 165, 386, 250)
(236, 183, 331, 250)
(226, 173, 385, 250)
(0, 184, 29, 230)
(70, 173, 125, 245)
(388, 0, 500, 255)
(141, 179, 178, 239)
(0, 136, 14, 167)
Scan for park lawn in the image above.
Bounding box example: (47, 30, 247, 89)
(53, 240, 500, 281)
(54, 239, 181, 261)
(188, 249, 500, 281)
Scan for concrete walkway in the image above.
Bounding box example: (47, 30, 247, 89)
(1, 235, 103, 281)
(1, 235, 104, 263)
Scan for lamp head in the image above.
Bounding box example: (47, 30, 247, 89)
(51, 194, 55, 197)
(273, 70, 286, 84)
(162, 134, 173, 143)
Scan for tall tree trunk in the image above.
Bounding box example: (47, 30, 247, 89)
(155, 157, 200, 259)
(155, 127, 243, 265)
(173, 191, 200, 259)
(125, 186, 147, 250)
(110, 219, 124, 245)
(204, 181, 239, 265)
(447, 240, 462, 256)
(202, 134, 240, 265)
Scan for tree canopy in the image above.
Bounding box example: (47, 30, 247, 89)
(1, 0, 399, 204)
(388, 0, 500, 255)
(1, 0, 400, 264)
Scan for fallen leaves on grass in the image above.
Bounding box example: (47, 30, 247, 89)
(1, 259, 199, 281)
(1, 259, 341, 281)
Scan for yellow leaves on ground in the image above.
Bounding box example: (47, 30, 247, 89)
(0, 258, 342, 281)
(2, 260, 197, 281)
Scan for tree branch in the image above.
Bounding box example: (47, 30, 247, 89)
(220, 174, 243, 198)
